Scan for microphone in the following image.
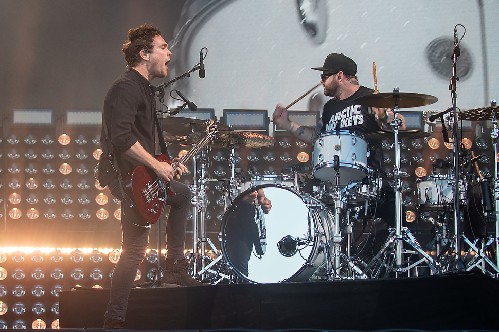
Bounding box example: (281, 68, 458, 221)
(199, 49, 205, 78)
(277, 235, 298, 257)
(174, 90, 197, 111)
(453, 27, 461, 58)
(428, 107, 453, 122)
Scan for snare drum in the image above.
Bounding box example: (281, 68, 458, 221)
(221, 183, 332, 283)
(312, 131, 369, 185)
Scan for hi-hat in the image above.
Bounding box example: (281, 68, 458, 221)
(356, 92, 438, 109)
(459, 106, 499, 121)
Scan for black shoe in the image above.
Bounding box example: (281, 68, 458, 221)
(103, 317, 125, 329)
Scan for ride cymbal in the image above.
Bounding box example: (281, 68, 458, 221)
(365, 129, 430, 140)
(356, 92, 438, 109)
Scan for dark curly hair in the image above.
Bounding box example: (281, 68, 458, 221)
(122, 24, 162, 67)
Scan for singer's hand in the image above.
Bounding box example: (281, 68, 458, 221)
(172, 157, 188, 177)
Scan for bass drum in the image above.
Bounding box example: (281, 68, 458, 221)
(221, 183, 332, 283)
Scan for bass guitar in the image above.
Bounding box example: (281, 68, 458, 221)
(128, 120, 217, 225)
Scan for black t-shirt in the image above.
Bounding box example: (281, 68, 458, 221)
(321, 86, 381, 136)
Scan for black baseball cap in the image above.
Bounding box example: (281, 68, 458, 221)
(311, 53, 357, 76)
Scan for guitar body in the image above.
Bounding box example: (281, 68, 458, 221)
(130, 154, 174, 225)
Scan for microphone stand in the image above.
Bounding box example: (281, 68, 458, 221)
(450, 25, 465, 271)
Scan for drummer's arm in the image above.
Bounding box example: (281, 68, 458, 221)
(288, 121, 322, 145)
(373, 107, 407, 130)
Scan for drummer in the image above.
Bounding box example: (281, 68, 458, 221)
(273, 52, 406, 220)
(273, 52, 406, 148)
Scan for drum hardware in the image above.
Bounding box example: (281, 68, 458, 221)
(458, 108, 499, 276)
(359, 88, 439, 276)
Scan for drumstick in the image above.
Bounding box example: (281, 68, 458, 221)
(372, 61, 379, 94)
(471, 151, 484, 181)
(285, 83, 322, 110)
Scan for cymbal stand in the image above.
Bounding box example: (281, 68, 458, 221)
(462, 107, 499, 277)
(365, 89, 438, 277)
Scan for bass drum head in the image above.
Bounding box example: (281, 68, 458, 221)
(221, 183, 328, 283)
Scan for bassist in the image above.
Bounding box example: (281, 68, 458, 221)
(101, 24, 203, 330)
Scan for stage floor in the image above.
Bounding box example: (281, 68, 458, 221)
(59, 272, 499, 331)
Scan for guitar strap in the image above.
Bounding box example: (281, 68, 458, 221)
(153, 110, 170, 158)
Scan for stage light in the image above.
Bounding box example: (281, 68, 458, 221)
(13, 320, 27, 329)
(31, 285, 45, 297)
(297, 151, 310, 163)
(43, 194, 56, 205)
(212, 151, 227, 162)
(405, 210, 416, 222)
(262, 152, 275, 162)
(58, 134, 71, 145)
(213, 166, 227, 177)
(8, 180, 21, 190)
(90, 250, 103, 263)
(42, 150, 55, 160)
(32, 318, 46, 329)
(74, 134, 88, 145)
(9, 208, 22, 220)
(474, 137, 487, 150)
(7, 164, 21, 174)
(78, 179, 92, 190)
(411, 139, 423, 149)
(26, 178, 39, 190)
(427, 137, 440, 149)
(96, 208, 110, 220)
(415, 167, 427, 178)
(412, 152, 424, 163)
(51, 302, 59, 315)
(6, 135, 20, 145)
(78, 194, 91, 205)
(93, 148, 103, 160)
(50, 252, 64, 263)
(90, 268, 103, 281)
(279, 152, 293, 162)
(0, 268, 7, 281)
(24, 149, 38, 160)
(44, 209, 57, 220)
(26, 208, 40, 220)
(31, 302, 45, 315)
(79, 210, 92, 220)
(31, 268, 45, 281)
(51, 285, 63, 297)
(135, 269, 142, 281)
(70, 268, 84, 281)
(108, 250, 121, 264)
(25, 164, 38, 175)
(61, 195, 74, 205)
(114, 208, 121, 220)
(0, 301, 7, 315)
(69, 250, 84, 263)
(443, 141, 453, 150)
(41, 134, 55, 145)
(96, 193, 109, 205)
(60, 179, 73, 190)
(76, 164, 89, 175)
(59, 162, 72, 175)
(146, 250, 158, 264)
(26, 194, 39, 205)
(12, 302, 26, 315)
(8, 193, 22, 205)
(278, 137, 291, 148)
(50, 268, 64, 281)
(146, 268, 159, 281)
(51, 319, 60, 329)
(7, 149, 20, 159)
(12, 285, 25, 297)
(0, 285, 6, 296)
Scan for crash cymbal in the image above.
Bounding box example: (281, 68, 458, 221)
(459, 106, 499, 121)
(365, 129, 430, 140)
(356, 92, 438, 109)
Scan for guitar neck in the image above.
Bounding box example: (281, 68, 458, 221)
(170, 124, 216, 172)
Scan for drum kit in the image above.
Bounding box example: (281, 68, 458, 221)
(159, 93, 499, 284)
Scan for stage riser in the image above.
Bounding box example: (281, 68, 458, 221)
(60, 273, 499, 330)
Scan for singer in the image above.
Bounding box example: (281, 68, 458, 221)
(100, 23, 203, 329)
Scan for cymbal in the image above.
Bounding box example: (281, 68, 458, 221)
(160, 117, 208, 136)
(356, 92, 438, 109)
(365, 129, 430, 140)
(182, 131, 275, 148)
(459, 106, 499, 121)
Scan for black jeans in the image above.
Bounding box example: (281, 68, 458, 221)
(105, 180, 191, 321)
